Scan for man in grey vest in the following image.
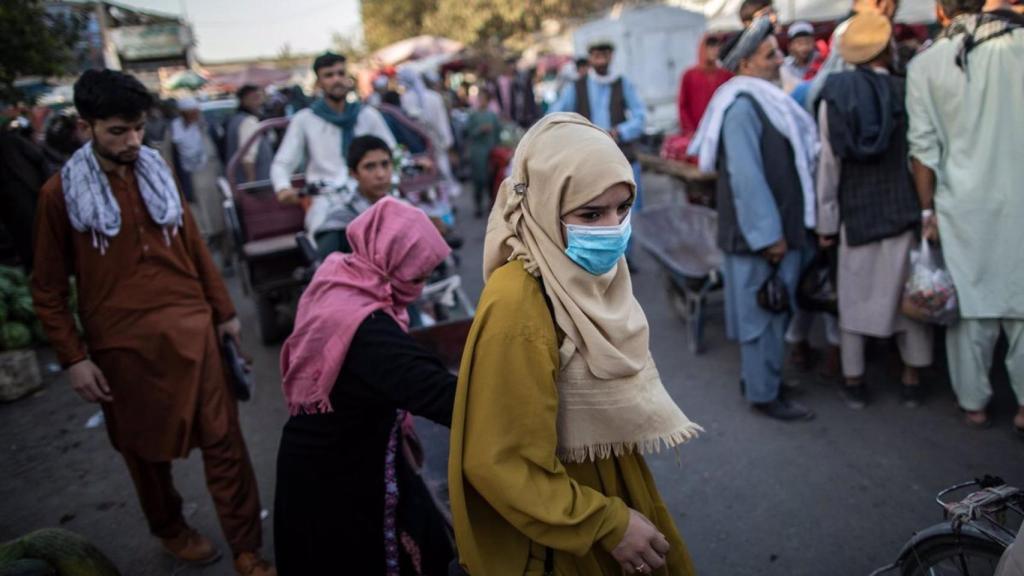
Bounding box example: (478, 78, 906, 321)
(816, 12, 933, 410)
(225, 84, 272, 184)
(549, 40, 647, 213)
(688, 16, 820, 421)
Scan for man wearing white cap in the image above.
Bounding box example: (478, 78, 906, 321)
(781, 21, 817, 92)
(688, 16, 820, 421)
(170, 97, 207, 206)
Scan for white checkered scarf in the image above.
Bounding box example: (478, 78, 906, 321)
(61, 142, 182, 254)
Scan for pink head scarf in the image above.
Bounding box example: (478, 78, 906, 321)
(280, 197, 451, 414)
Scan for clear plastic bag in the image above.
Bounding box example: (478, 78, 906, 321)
(901, 237, 959, 325)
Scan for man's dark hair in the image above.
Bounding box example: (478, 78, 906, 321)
(73, 69, 154, 122)
(347, 135, 392, 173)
(236, 84, 260, 100)
(740, 0, 773, 21)
(575, 57, 589, 68)
(313, 52, 347, 76)
(45, 113, 81, 155)
(588, 41, 615, 53)
(937, 0, 984, 16)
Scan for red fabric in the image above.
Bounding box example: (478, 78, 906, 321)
(677, 36, 732, 135)
(660, 134, 697, 164)
(280, 197, 451, 414)
(489, 146, 514, 201)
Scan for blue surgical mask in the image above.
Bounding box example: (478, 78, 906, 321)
(563, 214, 632, 275)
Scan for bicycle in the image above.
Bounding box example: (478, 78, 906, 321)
(871, 475, 1021, 576)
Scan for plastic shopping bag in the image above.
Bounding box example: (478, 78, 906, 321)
(901, 237, 959, 325)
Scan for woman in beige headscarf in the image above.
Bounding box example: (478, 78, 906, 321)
(448, 113, 701, 576)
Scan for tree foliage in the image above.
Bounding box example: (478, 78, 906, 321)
(361, 0, 436, 52)
(360, 0, 619, 51)
(0, 0, 84, 102)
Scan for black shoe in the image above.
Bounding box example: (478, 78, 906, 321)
(752, 398, 816, 421)
(839, 383, 869, 410)
(900, 383, 924, 408)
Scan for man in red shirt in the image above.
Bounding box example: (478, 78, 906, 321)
(677, 35, 733, 135)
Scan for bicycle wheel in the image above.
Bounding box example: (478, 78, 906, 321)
(900, 531, 1006, 576)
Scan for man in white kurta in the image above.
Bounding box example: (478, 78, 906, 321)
(906, 2, 1024, 430)
(271, 53, 396, 243)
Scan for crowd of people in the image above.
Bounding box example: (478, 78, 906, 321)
(2, 0, 1021, 572)
(683, 0, 1023, 426)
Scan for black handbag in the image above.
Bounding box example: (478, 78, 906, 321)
(221, 335, 253, 401)
(757, 263, 791, 314)
(796, 246, 838, 315)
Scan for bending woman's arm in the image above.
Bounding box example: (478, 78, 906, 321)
(343, 312, 456, 426)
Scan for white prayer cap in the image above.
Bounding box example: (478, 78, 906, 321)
(788, 21, 815, 39)
(177, 97, 199, 111)
(372, 75, 389, 90)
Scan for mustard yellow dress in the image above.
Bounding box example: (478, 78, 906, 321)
(449, 261, 696, 575)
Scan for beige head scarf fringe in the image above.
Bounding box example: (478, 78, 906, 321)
(483, 113, 702, 463)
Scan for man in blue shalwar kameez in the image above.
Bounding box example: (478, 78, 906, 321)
(549, 40, 647, 213)
(689, 16, 821, 421)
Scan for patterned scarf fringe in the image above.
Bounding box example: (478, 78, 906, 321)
(941, 12, 1023, 74)
(557, 423, 704, 464)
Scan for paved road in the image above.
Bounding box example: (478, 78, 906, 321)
(2, 173, 1021, 575)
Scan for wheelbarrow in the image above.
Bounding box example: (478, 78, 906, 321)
(632, 203, 724, 355)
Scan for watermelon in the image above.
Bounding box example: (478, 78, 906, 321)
(0, 323, 32, 351)
(0, 528, 120, 576)
(0, 301, 7, 325)
(0, 266, 26, 287)
(31, 320, 48, 345)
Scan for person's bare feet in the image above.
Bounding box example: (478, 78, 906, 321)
(964, 409, 989, 428)
(1014, 406, 1024, 433)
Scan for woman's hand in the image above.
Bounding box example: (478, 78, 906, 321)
(611, 509, 670, 574)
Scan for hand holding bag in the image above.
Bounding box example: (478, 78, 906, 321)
(900, 237, 959, 325)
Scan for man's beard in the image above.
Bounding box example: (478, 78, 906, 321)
(593, 65, 610, 76)
(94, 144, 139, 165)
(324, 85, 348, 103)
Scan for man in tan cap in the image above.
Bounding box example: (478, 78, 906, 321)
(803, 0, 900, 112)
(815, 11, 933, 410)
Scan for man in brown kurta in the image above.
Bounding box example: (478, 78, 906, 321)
(31, 69, 275, 576)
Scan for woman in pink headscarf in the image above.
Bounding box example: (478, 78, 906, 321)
(274, 197, 456, 575)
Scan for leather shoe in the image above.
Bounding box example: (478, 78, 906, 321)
(161, 528, 221, 565)
(235, 552, 277, 576)
(752, 398, 816, 421)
